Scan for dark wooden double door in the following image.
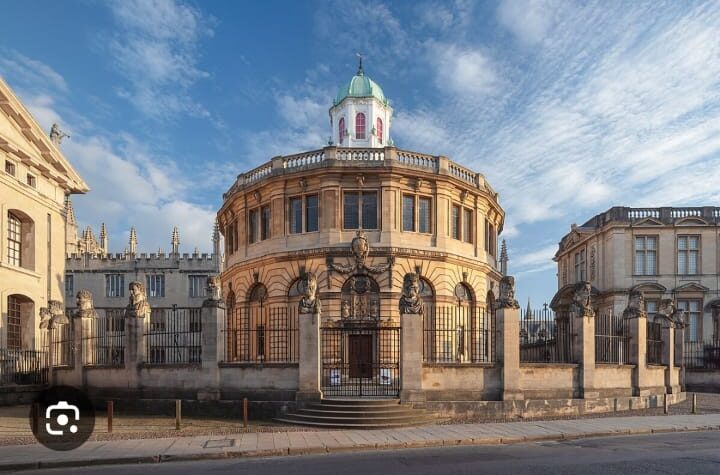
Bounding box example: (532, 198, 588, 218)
(348, 334, 373, 379)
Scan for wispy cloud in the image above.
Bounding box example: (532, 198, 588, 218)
(2, 51, 216, 253)
(497, 0, 558, 45)
(426, 41, 499, 97)
(106, 0, 214, 119)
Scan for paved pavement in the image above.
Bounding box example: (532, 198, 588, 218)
(1, 414, 720, 471)
(12, 431, 720, 475)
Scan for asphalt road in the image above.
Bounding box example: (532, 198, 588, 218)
(11, 431, 720, 475)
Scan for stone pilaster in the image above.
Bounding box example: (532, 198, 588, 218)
(297, 311, 322, 402)
(125, 315, 146, 390)
(675, 326, 686, 391)
(627, 314, 652, 396)
(573, 311, 598, 399)
(661, 320, 680, 394)
(198, 299, 223, 401)
(400, 312, 425, 403)
(496, 306, 522, 400)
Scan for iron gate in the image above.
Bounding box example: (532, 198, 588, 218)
(321, 324, 400, 397)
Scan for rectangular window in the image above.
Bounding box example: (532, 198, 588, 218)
(261, 205, 271, 241)
(5, 160, 16, 176)
(402, 195, 415, 232)
(7, 212, 22, 267)
(490, 224, 496, 256)
(634, 236, 657, 275)
(678, 236, 699, 275)
(248, 209, 258, 244)
(306, 194, 319, 232)
(289, 197, 302, 234)
(419, 197, 432, 234)
(105, 274, 125, 297)
(451, 205, 461, 240)
(26, 174, 36, 188)
(65, 274, 74, 299)
(188, 275, 207, 298)
(343, 192, 359, 229)
(574, 249, 586, 282)
(463, 208, 472, 243)
(146, 274, 165, 298)
(7, 295, 21, 351)
(677, 299, 702, 341)
(189, 311, 202, 333)
(344, 191, 377, 230)
(645, 299, 659, 320)
(361, 191, 378, 229)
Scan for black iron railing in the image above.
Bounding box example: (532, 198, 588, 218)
(520, 308, 574, 363)
(83, 309, 126, 366)
(423, 306, 495, 363)
(685, 340, 720, 369)
(224, 305, 299, 363)
(595, 313, 630, 364)
(0, 349, 48, 386)
(646, 320, 664, 365)
(144, 307, 202, 364)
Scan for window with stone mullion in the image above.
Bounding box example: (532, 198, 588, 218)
(402, 195, 415, 232)
(419, 197, 431, 234)
(361, 192, 378, 229)
(289, 197, 303, 234)
(678, 236, 699, 275)
(634, 236, 656, 275)
(306, 195, 319, 232)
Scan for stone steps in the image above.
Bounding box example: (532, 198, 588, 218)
(275, 398, 438, 429)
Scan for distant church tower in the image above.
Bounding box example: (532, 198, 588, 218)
(329, 56, 393, 148)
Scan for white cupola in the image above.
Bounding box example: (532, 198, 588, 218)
(329, 58, 393, 148)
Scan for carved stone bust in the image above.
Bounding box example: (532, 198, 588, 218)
(75, 289, 98, 319)
(127, 280, 151, 318)
(206, 275, 222, 301)
(571, 281, 595, 318)
(298, 272, 321, 315)
(399, 273, 423, 315)
(49, 300, 69, 326)
(495, 276, 520, 309)
(39, 306, 52, 329)
(622, 290, 646, 319)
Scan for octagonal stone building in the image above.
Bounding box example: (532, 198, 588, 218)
(217, 65, 504, 400)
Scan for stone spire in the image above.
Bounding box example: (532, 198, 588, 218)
(99, 223, 108, 254)
(129, 227, 137, 255)
(65, 196, 79, 254)
(171, 226, 180, 255)
(212, 219, 221, 271)
(525, 298, 533, 320)
(499, 239, 508, 276)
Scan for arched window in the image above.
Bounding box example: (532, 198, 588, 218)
(355, 113, 366, 139)
(6, 294, 34, 351)
(454, 283, 475, 307)
(6, 210, 34, 270)
(376, 117, 383, 144)
(248, 283, 267, 304)
(338, 117, 345, 145)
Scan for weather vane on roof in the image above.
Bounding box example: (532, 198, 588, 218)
(356, 52, 364, 75)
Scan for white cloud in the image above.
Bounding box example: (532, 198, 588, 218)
(514, 244, 557, 268)
(0, 51, 68, 92)
(106, 0, 214, 119)
(427, 42, 498, 97)
(497, 0, 557, 45)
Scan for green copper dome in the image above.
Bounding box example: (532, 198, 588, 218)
(334, 69, 387, 105)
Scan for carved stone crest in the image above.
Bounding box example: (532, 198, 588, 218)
(622, 290, 646, 319)
(327, 231, 393, 276)
(571, 281, 595, 318)
(75, 289, 98, 319)
(495, 275, 520, 309)
(399, 273, 424, 315)
(126, 281, 151, 318)
(298, 272, 322, 315)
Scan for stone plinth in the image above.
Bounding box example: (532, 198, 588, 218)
(400, 312, 425, 403)
(297, 311, 321, 402)
(496, 306, 523, 401)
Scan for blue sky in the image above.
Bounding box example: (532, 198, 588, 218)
(2, 0, 720, 306)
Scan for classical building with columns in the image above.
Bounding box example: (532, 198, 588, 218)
(553, 206, 720, 342)
(0, 77, 88, 355)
